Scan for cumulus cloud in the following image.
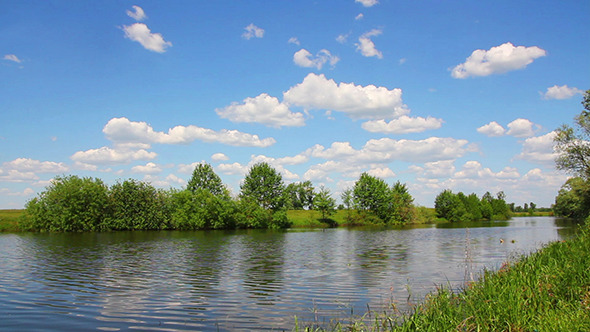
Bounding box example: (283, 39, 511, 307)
(284, 73, 409, 120)
(122, 23, 172, 53)
(477, 121, 505, 137)
(2, 158, 68, 173)
(356, 0, 379, 7)
(211, 153, 229, 162)
(216, 94, 305, 128)
(242, 23, 264, 40)
(367, 167, 395, 178)
(543, 85, 584, 100)
(409, 160, 456, 179)
(288, 37, 300, 45)
(3, 54, 22, 63)
(309, 137, 474, 164)
(71, 146, 157, 165)
(103, 117, 276, 147)
(506, 118, 538, 137)
(515, 131, 557, 164)
(361, 115, 443, 134)
(356, 29, 383, 59)
(451, 42, 546, 79)
(126, 5, 147, 21)
(131, 162, 162, 174)
(336, 33, 349, 44)
(293, 49, 340, 70)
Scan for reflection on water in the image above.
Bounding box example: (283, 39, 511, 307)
(0, 217, 580, 331)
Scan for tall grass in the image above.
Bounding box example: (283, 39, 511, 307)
(0, 209, 23, 232)
(294, 222, 590, 331)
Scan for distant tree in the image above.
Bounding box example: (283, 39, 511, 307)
(434, 189, 466, 222)
(23, 175, 109, 232)
(314, 186, 336, 222)
(240, 162, 286, 211)
(341, 188, 354, 221)
(391, 181, 414, 223)
(524, 202, 529, 211)
(554, 90, 590, 179)
(285, 181, 315, 210)
(353, 173, 393, 222)
(107, 179, 170, 230)
(187, 163, 228, 197)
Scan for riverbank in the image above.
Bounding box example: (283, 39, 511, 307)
(296, 220, 590, 331)
(0, 209, 22, 232)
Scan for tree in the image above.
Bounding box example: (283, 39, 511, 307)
(240, 162, 286, 211)
(434, 189, 466, 222)
(553, 177, 590, 219)
(187, 163, 227, 197)
(554, 90, 590, 179)
(107, 179, 170, 230)
(391, 181, 414, 223)
(285, 181, 315, 210)
(23, 175, 109, 232)
(353, 173, 393, 222)
(314, 186, 336, 222)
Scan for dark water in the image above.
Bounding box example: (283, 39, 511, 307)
(0, 217, 580, 331)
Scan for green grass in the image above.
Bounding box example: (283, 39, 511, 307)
(294, 222, 590, 331)
(0, 209, 24, 232)
(512, 211, 554, 217)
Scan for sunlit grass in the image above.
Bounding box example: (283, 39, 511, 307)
(0, 209, 24, 232)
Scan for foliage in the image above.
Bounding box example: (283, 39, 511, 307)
(23, 175, 109, 232)
(186, 163, 228, 197)
(285, 181, 315, 210)
(435, 189, 511, 222)
(105, 179, 170, 231)
(240, 162, 286, 211)
(553, 177, 590, 219)
(313, 186, 336, 222)
(554, 90, 590, 179)
(0, 209, 24, 232)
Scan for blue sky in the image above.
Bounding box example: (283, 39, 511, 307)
(1, 0, 589, 209)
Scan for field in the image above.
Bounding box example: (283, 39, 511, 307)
(0, 209, 24, 232)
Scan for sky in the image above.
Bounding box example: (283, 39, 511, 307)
(1, 0, 589, 209)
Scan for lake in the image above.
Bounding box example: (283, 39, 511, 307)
(0, 217, 580, 331)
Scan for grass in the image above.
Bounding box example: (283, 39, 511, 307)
(512, 211, 554, 217)
(0, 209, 24, 232)
(294, 222, 590, 331)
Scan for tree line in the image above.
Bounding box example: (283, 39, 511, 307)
(434, 190, 511, 222)
(22, 162, 418, 232)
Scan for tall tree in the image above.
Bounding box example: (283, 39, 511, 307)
(240, 162, 286, 210)
(554, 90, 590, 179)
(187, 163, 227, 197)
(353, 172, 393, 222)
(285, 181, 315, 210)
(314, 186, 336, 221)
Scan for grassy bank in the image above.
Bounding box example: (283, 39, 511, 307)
(296, 222, 590, 331)
(512, 211, 554, 217)
(0, 209, 23, 232)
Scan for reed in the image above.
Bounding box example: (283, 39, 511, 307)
(0, 209, 24, 232)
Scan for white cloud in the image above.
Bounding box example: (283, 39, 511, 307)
(2, 158, 68, 173)
(515, 131, 557, 164)
(356, 29, 383, 59)
(336, 33, 349, 44)
(451, 42, 546, 79)
(122, 23, 172, 53)
(126, 5, 147, 21)
(477, 121, 505, 137)
(103, 117, 276, 147)
(283, 73, 409, 120)
(409, 160, 456, 179)
(166, 174, 186, 186)
(367, 167, 395, 178)
(543, 85, 584, 100)
(242, 23, 264, 40)
(361, 115, 443, 134)
(216, 93, 305, 128)
(293, 49, 340, 70)
(288, 37, 300, 45)
(506, 118, 537, 137)
(355, 13, 364, 20)
(71, 146, 157, 165)
(131, 162, 162, 174)
(356, 0, 379, 7)
(0, 170, 39, 182)
(211, 153, 229, 162)
(217, 162, 248, 176)
(3, 54, 22, 63)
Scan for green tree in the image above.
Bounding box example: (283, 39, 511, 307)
(352, 173, 393, 222)
(553, 177, 590, 219)
(434, 189, 466, 222)
(314, 186, 336, 222)
(391, 181, 414, 223)
(187, 163, 227, 197)
(240, 162, 286, 211)
(106, 179, 170, 230)
(23, 175, 109, 232)
(554, 90, 590, 179)
(285, 181, 315, 210)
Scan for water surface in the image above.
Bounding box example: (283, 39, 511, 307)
(0, 217, 579, 331)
